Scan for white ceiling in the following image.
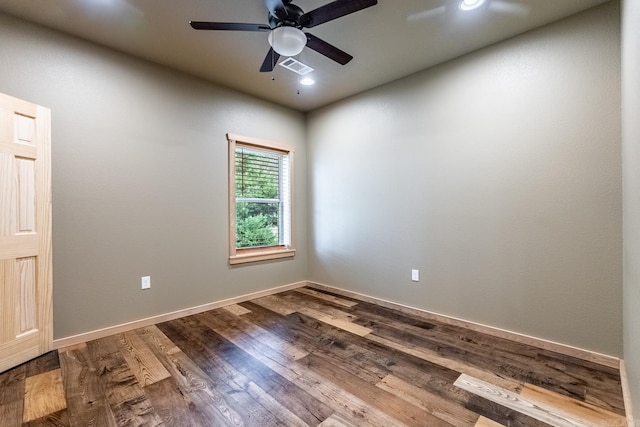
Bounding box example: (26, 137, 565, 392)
(0, 0, 610, 111)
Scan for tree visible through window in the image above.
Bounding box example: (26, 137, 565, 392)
(227, 134, 295, 264)
(235, 146, 282, 248)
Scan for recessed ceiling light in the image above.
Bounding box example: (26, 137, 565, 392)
(459, 0, 487, 11)
(300, 77, 315, 86)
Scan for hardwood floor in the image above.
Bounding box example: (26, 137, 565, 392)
(0, 286, 628, 426)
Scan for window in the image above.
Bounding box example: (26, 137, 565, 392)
(227, 133, 295, 264)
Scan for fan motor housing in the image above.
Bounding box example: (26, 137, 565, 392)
(268, 3, 304, 28)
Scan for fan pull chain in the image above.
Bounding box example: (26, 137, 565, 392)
(271, 48, 276, 81)
(296, 53, 301, 94)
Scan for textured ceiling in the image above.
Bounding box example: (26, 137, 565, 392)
(0, 0, 610, 111)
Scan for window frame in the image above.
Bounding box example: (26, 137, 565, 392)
(227, 133, 295, 265)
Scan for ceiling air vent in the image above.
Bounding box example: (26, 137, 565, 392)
(278, 58, 314, 76)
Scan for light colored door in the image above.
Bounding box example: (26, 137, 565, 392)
(0, 92, 52, 373)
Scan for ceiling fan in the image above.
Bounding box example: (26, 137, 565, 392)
(190, 0, 378, 73)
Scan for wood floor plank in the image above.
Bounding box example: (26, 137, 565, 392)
(58, 344, 118, 427)
(160, 315, 305, 426)
(196, 307, 412, 427)
(86, 335, 121, 359)
(535, 347, 622, 376)
(246, 302, 394, 368)
(520, 383, 626, 426)
(363, 314, 599, 409)
(313, 289, 437, 329)
(254, 292, 372, 338)
(454, 373, 588, 427)
(239, 303, 391, 385)
(203, 309, 309, 362)
(187, 311, 334, 425)
(376, 374, 479, 427)
(365, 321, 617, 421)
(357, 319, 540, 386)
(22, 408, 69, 427)
(422, 324, 599, 404)
(365, 332, 523, 393)
(244, 380, 311, 427)
(318, 315, 372, 336)
(115, 330, 171, 387)
(85, 338, 163, 426)
(294, 288, 359, 308)
(280, 292, 359, 321)
(23, 369, 66, 423)
(252, 295, 297, 316)
(6, 287, 627, 427)
(0, 364, 25, 427)
(299, 353, 452, 427)
(474, 416, 505, 427)
(317, 413, 359, 426)
(136, 325, 246, 426)
(143, 376, 212, 426)
(360, 316, 546, 392)
(24, 350, 60, 378)
(534, 352, 625, 415)
(464, 394, 550, 427)
(241, 301, 502, 413)
(348, 295, 621, 413)
(584, 392, 626, 418)
(254, 293, 340, 324)
(223, 304, 252, 316)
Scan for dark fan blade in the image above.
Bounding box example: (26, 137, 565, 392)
(189, 21, 271, 32)
(300, 0, 377, 28)
(305, 33, 352, 65)
(259, 47, 281, 72)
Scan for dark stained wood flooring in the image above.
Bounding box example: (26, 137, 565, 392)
(0, 286, 628, 426)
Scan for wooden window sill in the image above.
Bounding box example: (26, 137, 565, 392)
(229, 248, 296, 265)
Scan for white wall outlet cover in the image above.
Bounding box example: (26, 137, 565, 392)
(141, 276, 151, 289)
(411, 269, 419, 282)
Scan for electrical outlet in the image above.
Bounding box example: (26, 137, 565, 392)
(411, 269, 419, 282)
(141, 276, 151, 290)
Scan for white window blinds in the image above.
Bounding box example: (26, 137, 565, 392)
(235, 145, 291, 249)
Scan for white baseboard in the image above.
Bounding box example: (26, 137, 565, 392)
(307, 281, 621, 370)
(620, 360, 637, 426)
(51, 279, 634, 422)
(52, 278, 632, 419)
(53, 279, 621, 372)
(52, 281, 307, 349)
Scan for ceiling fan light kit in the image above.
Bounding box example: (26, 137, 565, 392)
(268, 26, 307, 56)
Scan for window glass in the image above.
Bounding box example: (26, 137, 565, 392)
(228, 134, 295, 264)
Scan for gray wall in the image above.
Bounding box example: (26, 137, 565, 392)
(622, 0, 640, 416)
(307, 2, 622, 356)
(0, 13, 308, 339)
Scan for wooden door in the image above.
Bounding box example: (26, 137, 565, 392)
(0, 93, 52, 373)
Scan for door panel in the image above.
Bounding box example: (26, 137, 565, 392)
(18, 257, 37, 334)
(18, 158, 36, 233)
(0, 93, 52, 373)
